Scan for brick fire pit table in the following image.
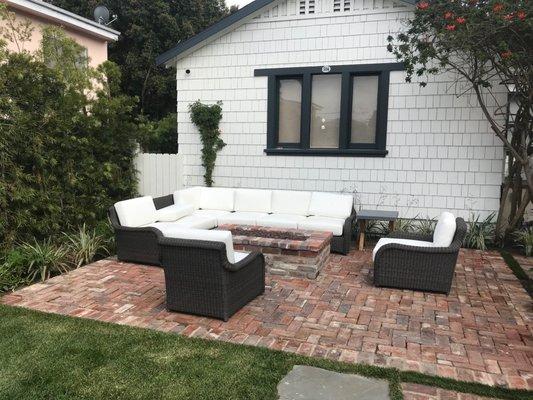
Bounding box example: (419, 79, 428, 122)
(217, 224, 332, 279)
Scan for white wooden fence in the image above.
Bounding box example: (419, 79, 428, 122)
(135, 153, 184, 197)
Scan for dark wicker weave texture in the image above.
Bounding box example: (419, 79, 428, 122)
(108, 194, 173, 266)
(158, 237, 265, 321)
(331, 209, 356, 255)
(373, 218, 467, 294)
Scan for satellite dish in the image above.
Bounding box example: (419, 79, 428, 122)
(94, 5, 110, 25)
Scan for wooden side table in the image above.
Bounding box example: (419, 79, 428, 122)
(357, 210, 399, 251)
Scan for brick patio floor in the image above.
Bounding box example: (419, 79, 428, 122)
(401, 383, 504, 399)
(2, 249, 532, 391)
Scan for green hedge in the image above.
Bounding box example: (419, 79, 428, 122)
(0, 25, 142, 252)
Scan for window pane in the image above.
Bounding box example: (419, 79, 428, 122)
(351, 75, 378, 144)
(310, 74, 341, 148)
(278, 79, 302, 144)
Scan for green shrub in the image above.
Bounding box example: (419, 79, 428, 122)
(513, 226, 533, 256)
(139, 114, 178, 153)
(464, 213, 495, 250)
(63, 224, 109, 268)
(0, 239, 71, 291)
(0, 249, 34, 292)
(0, 21, 142, 251)
(416, 217, 437, 236)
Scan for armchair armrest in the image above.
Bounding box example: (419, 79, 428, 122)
(224, 252, 264, 272)
(387, 231, 433, 242)
(375, 242, 459, 262)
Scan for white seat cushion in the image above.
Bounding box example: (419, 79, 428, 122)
(234, 251, 250, 263)
(160, 228, 236, 263)
(114, 196, 156, 227)
(234, 189, 272, 213)
(152, 215, 217, 230)
(173, 187, 202, 209)
(257, 213, 306, 229)
(308, 192, 353, 219)
(433, 212, 456, 247)
(155, 204, 194, 222)
(199, 187, 235, 211)
(297, 216, 345, 236)
(372, 238, 434, 261)
(192, 209, 231, 225)
(218, 212, 268, 226)
(271, 190, 312, 216)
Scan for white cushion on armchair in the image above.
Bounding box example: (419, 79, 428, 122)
(433, 212, 456, 247)
(372, 238, 434, 261)
(114, 196, 156, 227)
(161, 228, 238, 263)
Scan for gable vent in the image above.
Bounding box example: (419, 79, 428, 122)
(300, 0, 315, 14)
(344, 0, 350, 11)
(333, 0, 341, 12)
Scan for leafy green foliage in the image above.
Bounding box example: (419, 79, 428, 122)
(0, 240, 70, 291)
(63, 225, 109, 268)
(512, 225, 533, 256)
(47, 0, 229, 120)
(416, 217, 437, 236)
(0, 24, 141, 250)
(464, 213, 496, 250)
(0, 225, 111, 293)
(139, 113, 178, 153)
(189, 101, 226, 186)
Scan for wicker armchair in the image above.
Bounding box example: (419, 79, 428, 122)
(158, 237, 265, 321)
(373, 217, 467, 294)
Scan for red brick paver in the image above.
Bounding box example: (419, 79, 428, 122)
(2, 249, 532, 390)
(402, 383, 504, 399)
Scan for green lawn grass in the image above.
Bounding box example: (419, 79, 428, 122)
(0, 304, 530, 400)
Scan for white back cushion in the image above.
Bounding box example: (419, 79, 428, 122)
(308, 192, 353, 219)
(173, 187, 202, 209)
(114, 196, 156, 227)
(234, 189, 272, 213)
(162, 228, 236, 263)
(433, 212, 457, 247)
(199, 187, 235, 211)
(271, 190, 312, 216)
(155, 204, 194, 222)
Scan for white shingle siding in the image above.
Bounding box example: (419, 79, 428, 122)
(173, 0, 505, 219)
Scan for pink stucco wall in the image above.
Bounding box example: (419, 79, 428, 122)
(2, 9, 109, 67)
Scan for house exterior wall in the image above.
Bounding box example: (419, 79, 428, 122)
(2, 9, 109, 67)
(173, 0, 506, 219)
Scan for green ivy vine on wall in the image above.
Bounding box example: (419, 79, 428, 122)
(189, 101, 226, 187)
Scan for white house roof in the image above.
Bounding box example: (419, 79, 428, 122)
(156, 0, 416, 67)
(6, 0, 120, 41)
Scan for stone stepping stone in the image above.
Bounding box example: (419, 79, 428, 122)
(277, 365, 390, 400)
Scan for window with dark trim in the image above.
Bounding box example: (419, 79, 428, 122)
(255, 63, 403, 157)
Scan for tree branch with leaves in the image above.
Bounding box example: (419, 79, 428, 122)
(387, 0, 532, 241)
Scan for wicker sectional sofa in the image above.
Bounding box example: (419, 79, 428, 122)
(109, 187, 356, 266)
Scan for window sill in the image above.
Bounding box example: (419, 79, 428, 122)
(264, 148, 388, 157)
